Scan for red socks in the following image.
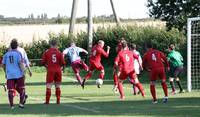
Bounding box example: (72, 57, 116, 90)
(8, 90, 14, 107)
(162, 82, 168, 97)
(117, 82, 124, 99)
(45, 88, 51, 104)
(56, 88, 61, 104)
(150, 84, 156, 101)
(113, 74, 118, 86)
(135, 83, 145, 97)
(85, 72, 92, 80)
(99, 72, 104, 79)
(75, 73, 82, 85)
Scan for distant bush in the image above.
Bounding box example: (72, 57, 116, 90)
(21, 26, 186, 66)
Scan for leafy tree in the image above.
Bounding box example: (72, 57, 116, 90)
(147, 0, 200, 31)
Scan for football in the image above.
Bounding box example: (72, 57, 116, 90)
(96, 78, 103, 85)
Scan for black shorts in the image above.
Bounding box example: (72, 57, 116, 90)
(169, 66, 184, 78)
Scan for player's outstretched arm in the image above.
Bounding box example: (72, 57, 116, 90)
(101, 46, 110, 58)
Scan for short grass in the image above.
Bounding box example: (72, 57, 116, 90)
(0, 67, 199, 117)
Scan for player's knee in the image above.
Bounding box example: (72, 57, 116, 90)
(55, 83, 61, 88)
(162, 79, 166, 83)
(46, 83, 53, 89)
(134, 78, 139, 84)
(75, 73, 80, 76)
(89, 70, 93, 74)
(169, 77, 174, 82)
(150, 81, 155, 85)
(175, 77, 180, 81)
(100, 70, 105, 75)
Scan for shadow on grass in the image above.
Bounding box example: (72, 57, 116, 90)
(0, 97, 199, 117)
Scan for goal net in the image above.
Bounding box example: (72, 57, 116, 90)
(187, 17, 200, 92)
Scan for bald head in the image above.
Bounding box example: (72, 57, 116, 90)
(98, 40, 105, 48)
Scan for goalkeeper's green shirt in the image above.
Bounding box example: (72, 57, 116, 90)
(167, 50, 183, 67)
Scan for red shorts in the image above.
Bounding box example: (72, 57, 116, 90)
(71, 60, 88, 73)
(150, 68, 166, 81)
(119, 70, 137, 81)
(7, 77, 25, 90)
(89, 61, 104, 71)
(46, 69, 62, 83)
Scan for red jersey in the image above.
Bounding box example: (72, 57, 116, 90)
(143, 48, 169, 70)
(115, 49, 138, 72)
(89, 44, 109, 63)
(41, 48, 65, 70)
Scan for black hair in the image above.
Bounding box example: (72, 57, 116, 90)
(50, 39, 57, 46)
(146, 42, 153, 49)
(10, 39, 18, 49)
(121, 40, 128, 49)
(130, 43, 136, 50)
(169, 44, 175, 50)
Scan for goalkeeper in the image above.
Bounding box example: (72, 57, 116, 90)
(167, 44, 185, 94)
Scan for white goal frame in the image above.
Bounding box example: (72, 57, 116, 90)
(187, 17, 200, 92)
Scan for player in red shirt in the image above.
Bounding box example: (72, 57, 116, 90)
(113, 38, 124, 93)
(143, 43, 170, 104)
(114, 41, 145, 99)
(81, 40, 110, 89)
(41, 39, 65, 104)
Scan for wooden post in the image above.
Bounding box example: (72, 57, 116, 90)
(110, 0, 120, 26)
(69, 0, 79, 34)
(87, 0, 93, 55)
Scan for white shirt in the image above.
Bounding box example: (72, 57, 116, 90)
(133, 50, 142, 74)
(17, 46, 30, 67)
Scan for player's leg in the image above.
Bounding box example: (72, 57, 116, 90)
(113, 69, 119, 93)
(45, 71, 53, 104)
(55, 83, 61, 104)
(97, 64, 105, 88)
(174, 66, 184, 93)
(72, 62, 82, 85)
(7, 79, 15, 108)
(81, 59, 89, 71)
(169, 77, 176, 94)
(117, 79, 125, 99)
(117, 72, 127, 99)
(16, 77, 26, 108)
(160, 69, 168, 103)
(55, 71, 62, 104)
(84, 62, 95, 80)
(150, 81, 157, 103)
(169, 66, 176, 94)
(150, 70, 157, 103)
(129, 71, 145, 97)
(81, 64, 94, 89)
(128, 77, 139, 95)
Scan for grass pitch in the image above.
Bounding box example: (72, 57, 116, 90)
(0, 69, 199, 117)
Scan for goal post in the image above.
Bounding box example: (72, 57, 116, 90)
(187, 17, 200, 92)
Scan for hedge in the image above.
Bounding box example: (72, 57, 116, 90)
(0, 26, 186, 66)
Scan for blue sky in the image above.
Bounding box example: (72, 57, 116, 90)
(0, 0, 149, 19)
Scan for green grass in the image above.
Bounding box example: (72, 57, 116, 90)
(0, 68, 199, 117)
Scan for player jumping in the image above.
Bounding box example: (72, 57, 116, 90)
(81, 40, 110, 89)
(63, 42, 89, 86)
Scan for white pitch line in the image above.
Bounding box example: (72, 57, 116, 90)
(61, 104, 100, 113)
(28, 96, 100, 113)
